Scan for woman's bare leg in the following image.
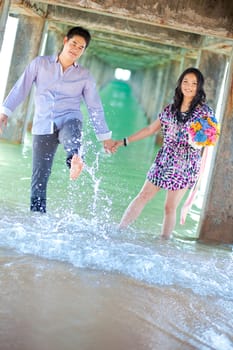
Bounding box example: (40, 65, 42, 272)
(119, 180, 160, 228)
(161, 188, 188, 239)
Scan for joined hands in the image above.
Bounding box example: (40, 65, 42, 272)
(103, 139, 124, 154)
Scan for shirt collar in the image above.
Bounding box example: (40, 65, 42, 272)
(55, 55, 79, 68)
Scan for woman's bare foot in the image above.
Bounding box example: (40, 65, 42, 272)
(70, 154, 84, 180)
(160, 233, 172, 240)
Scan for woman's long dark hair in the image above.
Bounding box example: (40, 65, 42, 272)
(172, 67, 206, 122)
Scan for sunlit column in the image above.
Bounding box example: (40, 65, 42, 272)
(0, 0, 10, 51)
(1, 14, 44, 143)
(198, 49, 233, 243)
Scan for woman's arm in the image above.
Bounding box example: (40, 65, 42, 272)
(115, 118, 161, 149)
(127, 118, 161, 144)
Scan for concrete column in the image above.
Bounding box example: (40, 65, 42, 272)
(183, 57, 197, 70)
(198, 50, 233, 244)
(92, 57, 113, 88)
(163, 60, 181, 106)
(140, 68, 154, 121)
(157, 64, 170, 116)
(1, 14, 44, 143)
(23, 21, 50, 135)
(199, 50, 228, 110)
(152, 66, 166, 118)
(80, 53, 114, 88)
(147, 69, 160, 121)
(155, 60, 185, 145)
(152, 64, 171, 145)
(0, 0, 10, 51)
(99, 62, 115, 88)
(43, 25, 64, 56)
(129, 70, 144, 104)
(130, 64, 173, 144)
(179, 49, 197, 72)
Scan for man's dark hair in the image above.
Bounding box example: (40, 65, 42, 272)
(66, 26, 91, 48)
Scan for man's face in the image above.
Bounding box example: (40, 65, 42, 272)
(62, 35, 87, 61)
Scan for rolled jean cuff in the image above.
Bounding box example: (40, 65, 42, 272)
(66, 152, 84, 168)
(30, 197, 46, 213)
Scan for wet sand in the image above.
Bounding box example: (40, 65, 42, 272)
(1, 249, 232, 350)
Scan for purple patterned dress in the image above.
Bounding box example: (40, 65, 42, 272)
(147, 103, 214, 190)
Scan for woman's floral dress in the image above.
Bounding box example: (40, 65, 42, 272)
(147, 103, 214, 190)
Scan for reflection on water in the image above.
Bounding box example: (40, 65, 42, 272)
(0, 80, 233, 349)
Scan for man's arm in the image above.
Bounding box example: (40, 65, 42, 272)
(0, 57, 38, 120)
(82, 72, 113, 149)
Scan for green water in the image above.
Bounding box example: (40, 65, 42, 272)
(0, 79, 199, 239)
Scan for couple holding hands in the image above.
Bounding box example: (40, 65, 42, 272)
(0, 26, 216, 239)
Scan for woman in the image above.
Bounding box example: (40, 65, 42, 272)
(115, 67, 215, 239)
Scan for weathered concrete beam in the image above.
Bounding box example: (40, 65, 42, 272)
(92, 31, 185, 55)
(8, 1, 232, 71)
(87, 44, 169, 70)
(45, 5, 202, 49)
(11, 1, 233, 52)
(88, 31, 191, 69)
(23, 0, 233, 37)
(10, 0, 48, 18)
(201, 36, 233, 56)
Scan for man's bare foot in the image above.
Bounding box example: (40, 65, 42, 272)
(70, 154, 84, 180)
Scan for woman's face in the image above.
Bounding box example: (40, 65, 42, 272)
(181, 73, 198, 99)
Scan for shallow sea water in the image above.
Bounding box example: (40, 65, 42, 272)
(0, 81, 232, 350)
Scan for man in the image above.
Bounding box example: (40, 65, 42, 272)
(0, 26, 115, 213)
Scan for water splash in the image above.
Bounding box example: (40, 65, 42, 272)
(85, 152, 102, 215)
(0, 207, 232, 301)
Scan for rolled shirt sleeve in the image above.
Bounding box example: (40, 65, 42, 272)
(0, 106, 13, 117)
